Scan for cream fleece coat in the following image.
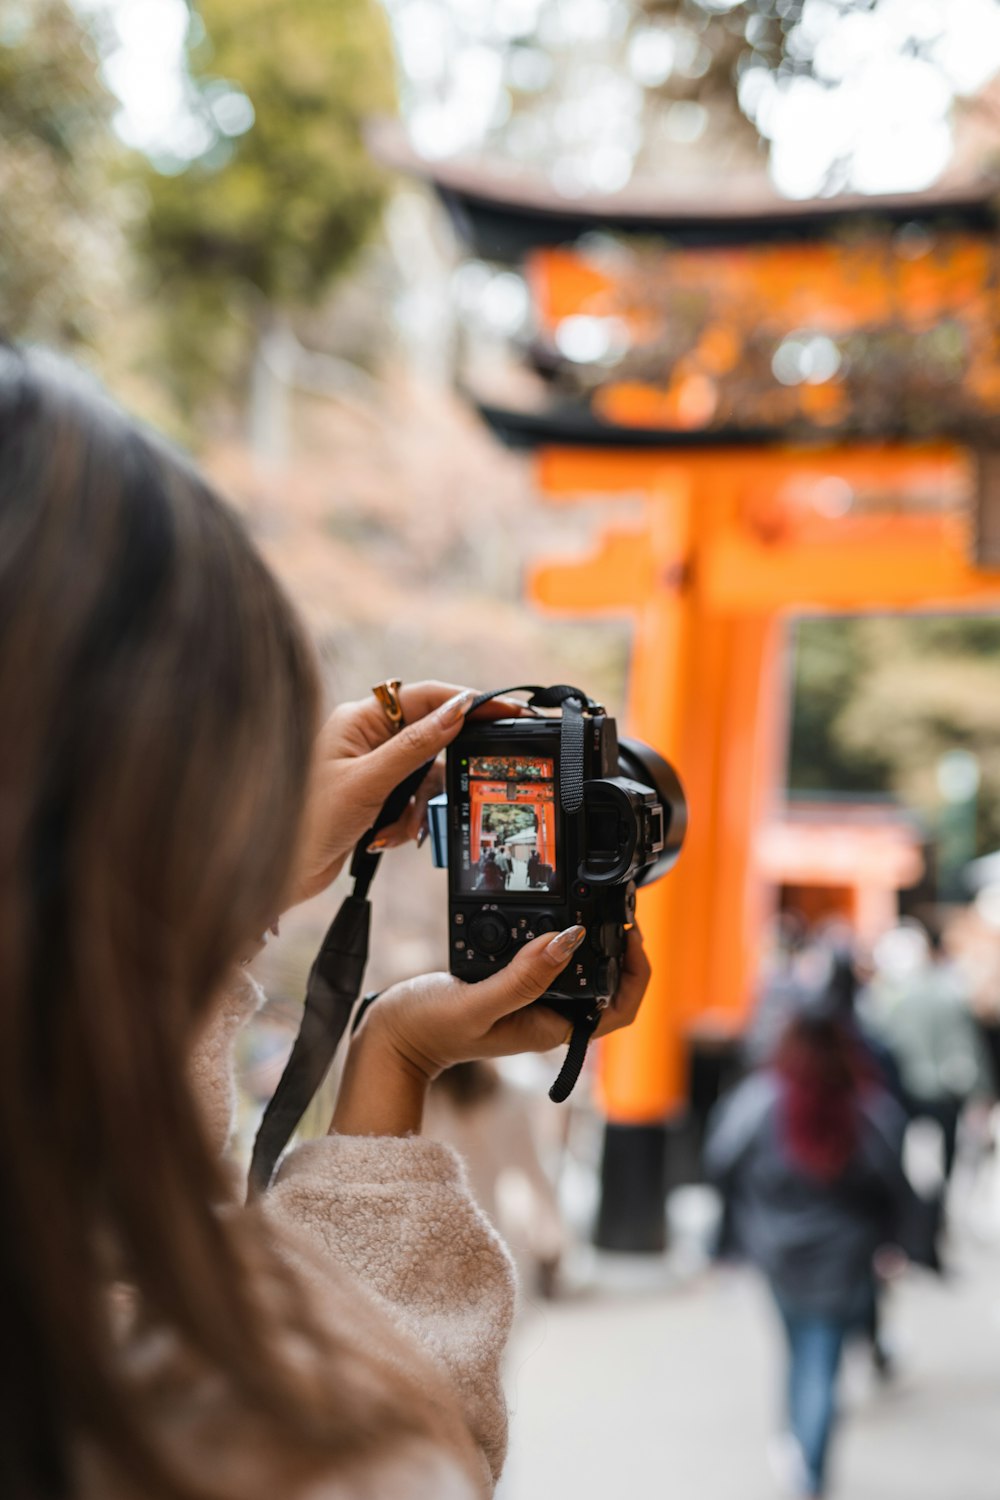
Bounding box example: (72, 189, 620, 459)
(164, 970, 516, 1498)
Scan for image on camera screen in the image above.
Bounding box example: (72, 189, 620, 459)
(457, 755, 558, 896)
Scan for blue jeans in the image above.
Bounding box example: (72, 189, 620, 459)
(774, 1299, 850, 1496)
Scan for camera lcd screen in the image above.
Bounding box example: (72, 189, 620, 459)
(456, 753, 559, 897)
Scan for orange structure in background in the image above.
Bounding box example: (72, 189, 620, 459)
(530, 440, 1000, 1126)
(528, 232, 1000, 436)
(757, 801, 926, 949)
(374, 131, 1000, 1247)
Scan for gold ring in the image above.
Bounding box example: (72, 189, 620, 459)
(372, 678, 405, 733)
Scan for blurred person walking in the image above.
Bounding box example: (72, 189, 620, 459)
(800, 936, 908, 1372)
(748, 923, 903, 1105)
(864, 922, 994, 1184)
(945, 891, 1000, 1095)
(706, 1002, 909, 1498)
(0, 345, 653, 1500)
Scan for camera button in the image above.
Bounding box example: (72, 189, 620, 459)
(535, 915, 558, 934)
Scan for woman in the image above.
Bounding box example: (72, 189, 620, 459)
(0, 345, 650, 1500)
(705, 1003, 908, 1498)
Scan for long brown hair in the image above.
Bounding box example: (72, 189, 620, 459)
(0, 348, 460, 1498)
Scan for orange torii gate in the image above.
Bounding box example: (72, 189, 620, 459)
(375, 130, 1000, 1246)
(531, 443, 997, 1108)
(534, 439, 1000, 1248)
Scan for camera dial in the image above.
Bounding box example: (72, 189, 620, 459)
(468, 908, 511, 957)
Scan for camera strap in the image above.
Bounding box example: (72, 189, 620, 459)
(465, 684, 604, 1104)
(245, 760, 433, 1200)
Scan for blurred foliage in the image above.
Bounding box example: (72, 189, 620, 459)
(635, 0, 957, 189)
(409, 0, 969, 193)
(636, 0, 776, 154)
(639, 1, 863, 98)
(790, 614, 1000, 849)
(457, 0, 766, 184)
(133, 0, 395, 402)
(788, 618, 893, 795)
(0, 0, 117, 344)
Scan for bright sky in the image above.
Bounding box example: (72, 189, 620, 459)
(80, 0, 1000, 198)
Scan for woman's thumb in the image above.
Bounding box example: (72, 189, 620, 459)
(468, 926, 587, 1023)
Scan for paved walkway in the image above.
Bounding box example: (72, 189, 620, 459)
(498, 1170, 1000, 1500)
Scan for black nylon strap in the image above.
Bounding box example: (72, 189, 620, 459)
(246, 759, 432, 1199)
(246, 895, 370, 1199)
(548, 1009, 601, 1103)
(558, 695, 585, 815)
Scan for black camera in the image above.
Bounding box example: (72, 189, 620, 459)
(430, 692, 686, 1021)
(249, 687, 689, 1190)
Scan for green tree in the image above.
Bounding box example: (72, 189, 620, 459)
(135, 0, 395, 404)
(0, 0, 116, 344)
(787, 617, 894, 797)
(789, 614, 1000, 851)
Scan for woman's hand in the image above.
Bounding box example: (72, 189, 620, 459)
(331, 925, 651, 1137)
(288, 681, 525, 908)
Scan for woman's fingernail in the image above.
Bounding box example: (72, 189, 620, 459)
(438, 689, 475, 725)
(416, 826, 428, 848)
(367, 836, 388, 853)
(546, 925, 586, 959)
